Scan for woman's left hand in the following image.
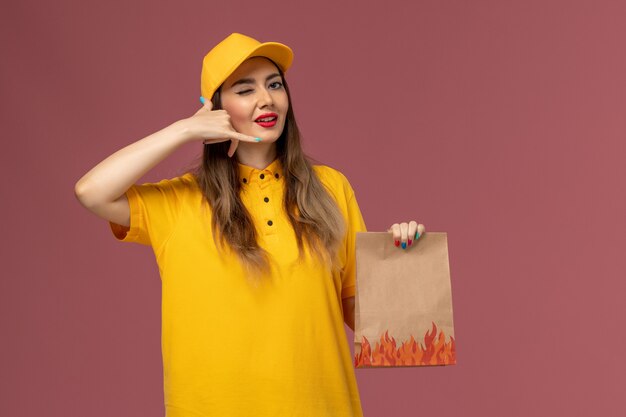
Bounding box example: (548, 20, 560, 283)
(387, 221, 426, 249)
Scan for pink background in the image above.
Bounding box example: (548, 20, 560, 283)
(2, 0, 625, 416)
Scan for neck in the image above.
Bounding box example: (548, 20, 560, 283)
(235, 141, 278, 170)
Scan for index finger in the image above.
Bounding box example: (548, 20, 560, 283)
(387, 223, 401, 246)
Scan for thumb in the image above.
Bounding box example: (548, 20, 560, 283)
(199, 96, 213, 110)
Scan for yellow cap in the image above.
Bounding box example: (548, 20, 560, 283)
(200, 33, 294, 101)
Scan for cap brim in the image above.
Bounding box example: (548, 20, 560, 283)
(245, 42, 294, 74)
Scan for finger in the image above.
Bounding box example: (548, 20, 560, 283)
(203, 137, 228, 145)
(227, 139, 239, 158)
(227, 131, 262, 143)
(200, 96, 213, 111)
(408, 221, 418, 246)
(416, 223, 426, 239)
(400, 222, 409, 249)
(387, 223, 401, 247)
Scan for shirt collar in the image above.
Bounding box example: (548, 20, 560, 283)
(237, 157, 283, 185)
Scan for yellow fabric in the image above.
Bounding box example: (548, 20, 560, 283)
(109, 157, 367, 417)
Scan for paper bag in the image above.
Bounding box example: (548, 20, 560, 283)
(354, 232, 456, 368)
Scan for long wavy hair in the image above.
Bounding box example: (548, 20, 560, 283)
(188, 58, 346, 286)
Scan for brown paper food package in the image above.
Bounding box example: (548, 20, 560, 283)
(354, 232, 456, 368)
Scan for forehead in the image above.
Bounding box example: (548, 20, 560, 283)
(224, 57, 280, 88)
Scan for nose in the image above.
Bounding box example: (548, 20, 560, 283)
(257, 86, 274, 108)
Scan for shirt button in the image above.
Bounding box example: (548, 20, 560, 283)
(267, 220, 273, 226)
(264, 197, 269, 203)
(260, 173, 265, 179)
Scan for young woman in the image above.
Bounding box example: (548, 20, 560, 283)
(75, 33, 426, 417)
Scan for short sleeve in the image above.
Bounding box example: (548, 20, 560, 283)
(108, 176, 188, 252)
(340, 182, 367, 300)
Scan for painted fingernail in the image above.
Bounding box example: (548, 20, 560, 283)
(408, 239, 412, 246)
(394, 240, 400, 247)
(401, 242, 407, 249)
(200, 96, 205, 104)
(415, 232, 420, 239)
(255, 137, 262, 142)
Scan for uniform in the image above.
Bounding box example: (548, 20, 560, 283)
(109, 157, 367, 416)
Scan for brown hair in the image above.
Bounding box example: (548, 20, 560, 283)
(188, 58, 346, 286)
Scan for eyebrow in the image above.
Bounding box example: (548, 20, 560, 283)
(229, 73, 282, 88)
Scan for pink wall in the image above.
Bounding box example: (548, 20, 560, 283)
(2, 0, 625, 416)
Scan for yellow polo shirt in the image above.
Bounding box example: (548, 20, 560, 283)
(109, 157, 367, 417)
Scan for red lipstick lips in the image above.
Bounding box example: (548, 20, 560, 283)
(255, 112, 278, 128)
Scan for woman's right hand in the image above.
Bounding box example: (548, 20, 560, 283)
(180, 100, 260, 158)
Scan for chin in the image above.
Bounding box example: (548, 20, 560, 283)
(262, 135, 281, 143)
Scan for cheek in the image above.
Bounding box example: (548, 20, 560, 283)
(222, 104, 249, 127)
(281, 94, 290, 111)
(277, 96, 289, 116)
